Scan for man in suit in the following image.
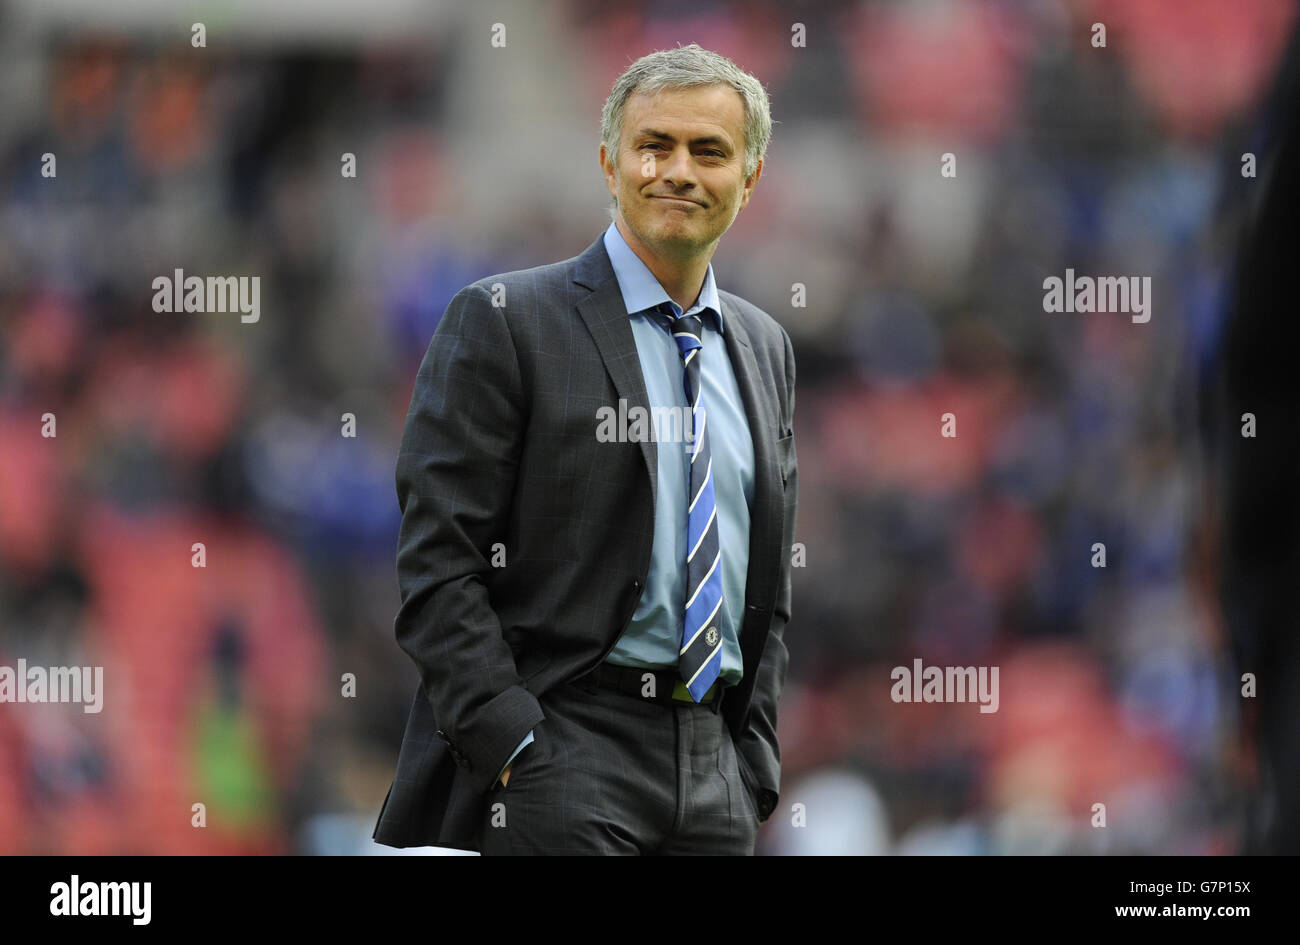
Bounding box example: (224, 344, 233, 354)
(372, 43, 796, 854)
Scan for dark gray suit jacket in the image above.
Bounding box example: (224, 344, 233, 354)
(372, 231, 797, 851)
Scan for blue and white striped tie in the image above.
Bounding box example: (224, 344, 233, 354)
(657, 304, 723, 702)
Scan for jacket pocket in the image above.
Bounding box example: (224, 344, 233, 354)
(498, 720, 546, 795)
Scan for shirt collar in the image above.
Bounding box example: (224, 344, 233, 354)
(602, 221, 724, 333)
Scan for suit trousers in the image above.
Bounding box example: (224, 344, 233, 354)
(476, 674, 761, 855)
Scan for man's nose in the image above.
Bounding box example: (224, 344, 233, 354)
(659, 145, 697, 189)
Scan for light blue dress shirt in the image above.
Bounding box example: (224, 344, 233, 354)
(600, 221, 752, 685)
(496, 221, 755, 783)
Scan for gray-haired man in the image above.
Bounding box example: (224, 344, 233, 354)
(374, 43, 796, 855)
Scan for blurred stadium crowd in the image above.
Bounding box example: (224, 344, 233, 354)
(0, 0, 1293, 854)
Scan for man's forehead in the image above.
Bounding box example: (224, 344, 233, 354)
(623, 86, 745, 138)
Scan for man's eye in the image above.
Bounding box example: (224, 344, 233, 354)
(641, 143, 663, 150)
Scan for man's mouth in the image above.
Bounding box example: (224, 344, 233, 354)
(651, 195, 701, 207)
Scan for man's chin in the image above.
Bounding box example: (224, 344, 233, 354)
(638, 222, 708, 255)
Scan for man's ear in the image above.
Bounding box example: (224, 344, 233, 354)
(599, 142, 618, 200)
(739, 157, 763, 211)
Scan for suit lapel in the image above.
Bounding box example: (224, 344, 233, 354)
(718, 297, 785, 653)
(575, 259, 659, 512)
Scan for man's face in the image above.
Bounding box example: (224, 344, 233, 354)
(600, 84, 762, 262)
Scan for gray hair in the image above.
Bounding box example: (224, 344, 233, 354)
(601, 43, 773, 182)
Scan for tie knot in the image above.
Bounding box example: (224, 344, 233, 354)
(654, 304, 702, 338)
(674, 314, 702, 337)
